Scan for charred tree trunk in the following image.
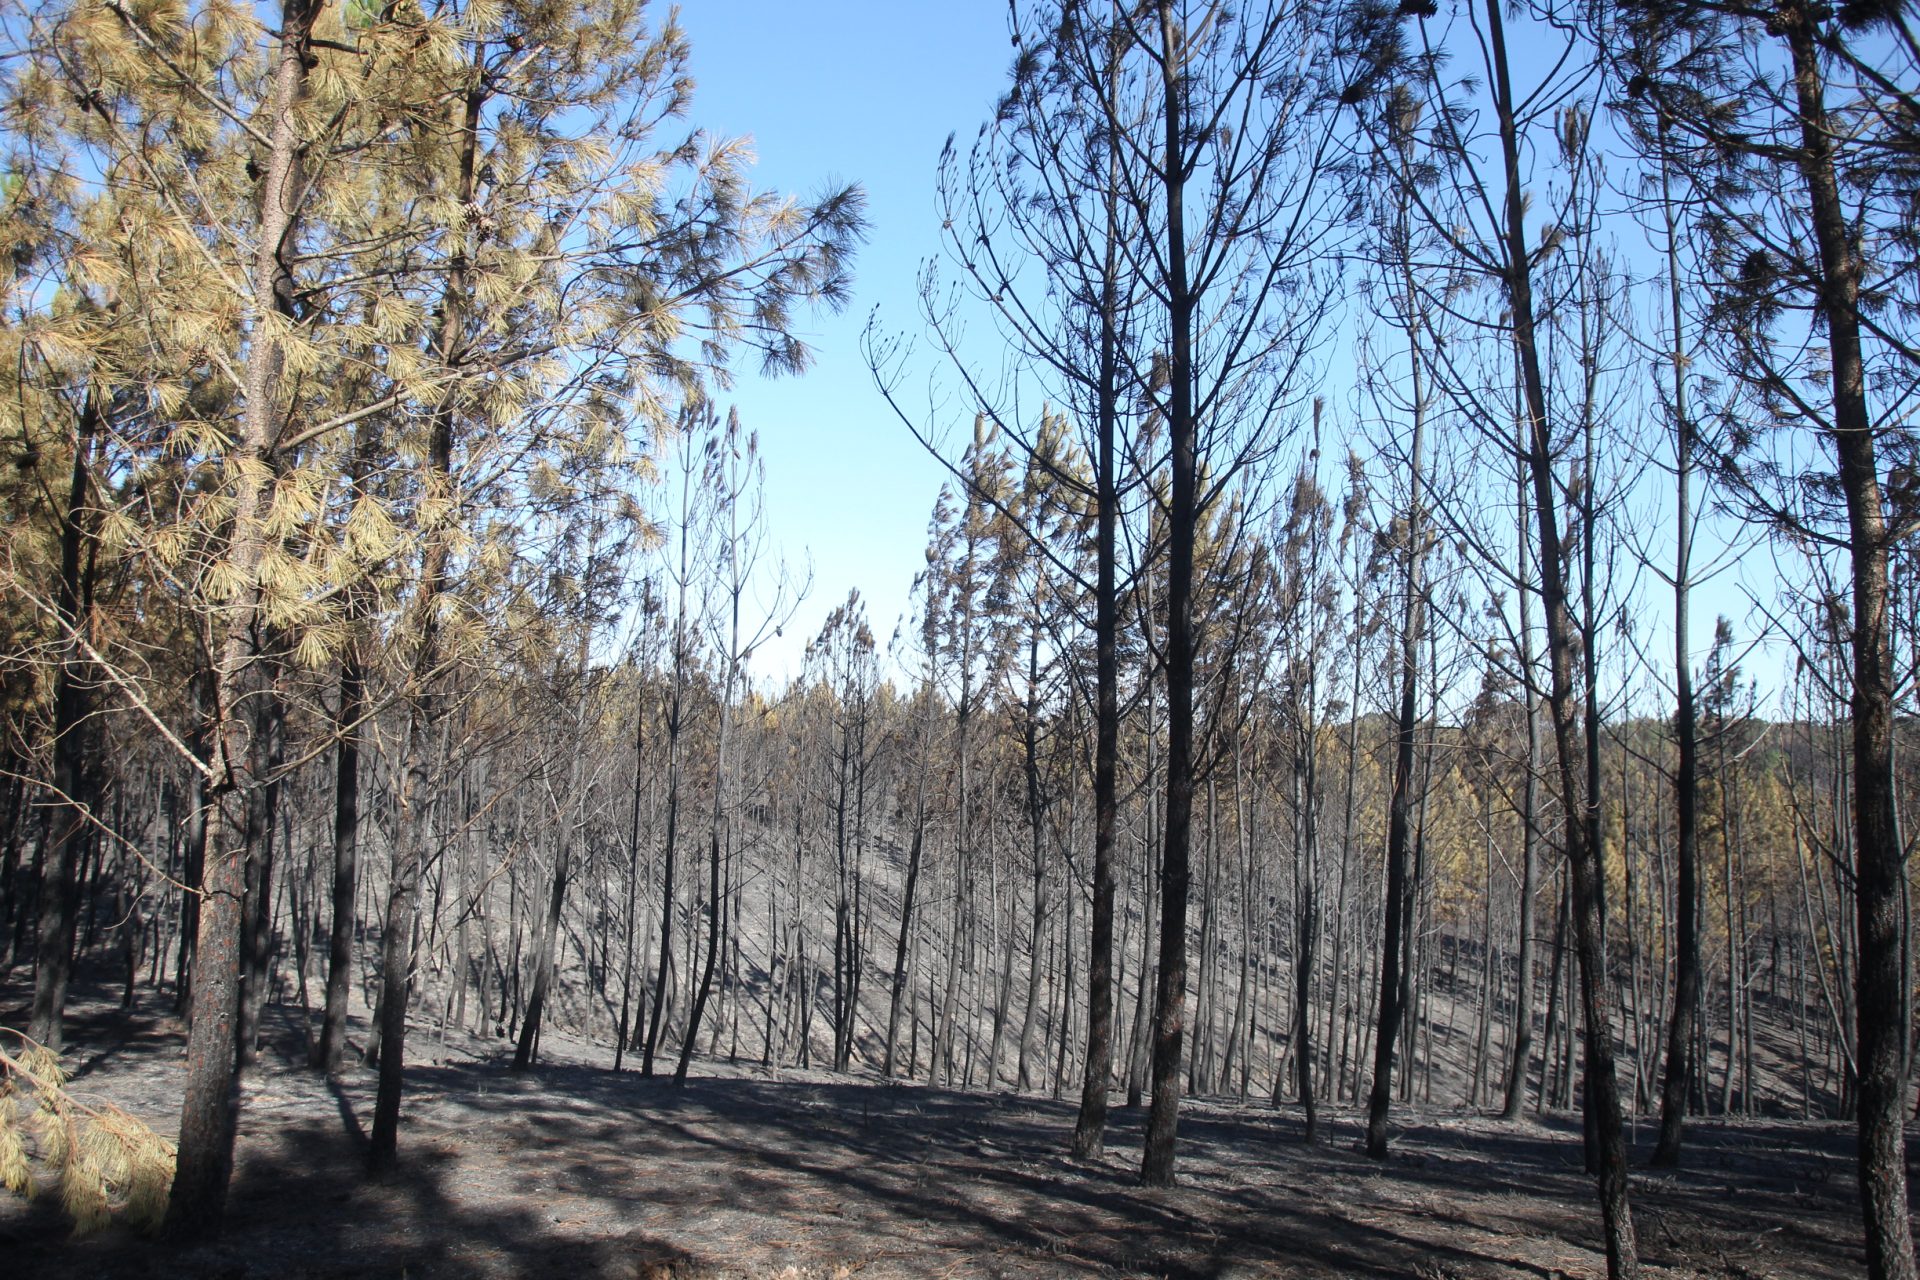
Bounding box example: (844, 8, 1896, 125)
(1072, 35, 1124, 1156)
(1487, 0, 1636, 1266)
(313, 643, 364, 1074)
(365, 62, 481, 1179)
(27, 392, 102, 1053)
(236, 665, 287, 1067)
(1141, 0, 1195, 1187)
(1366, 262, 1428, 1161)
(166, 0, 318, 1235)
(1779, 14, 1914, 1278)
(884, 756, 928, 1077)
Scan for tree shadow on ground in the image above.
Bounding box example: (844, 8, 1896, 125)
(0, 984, 1887, 1279)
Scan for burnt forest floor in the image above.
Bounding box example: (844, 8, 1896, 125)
(0, 975, 1902, 1279)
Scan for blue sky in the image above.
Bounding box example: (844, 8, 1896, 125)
(664, 1, 1792, 708)
(670, 2, 1018, 680)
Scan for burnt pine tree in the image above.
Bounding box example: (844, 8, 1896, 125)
(676, 415, 799, 1086)
(1348, 0, 1641, 1271)
(642, 408, 710, 1079)
(1647, 107, 1704, 1169)
(1608, 1, 1920, 1273)
(1478, 6, 1638, 1267)
(882, 0, 1343, 1173)
(870, 0, 1151, 1156)
(1359, 85, 1436, 1163)
(993, 0, 1141, 1161)
(1107, 0, 1345, 1188)
(164, 0, 321, 1235)
(24, 390, 104, 1054)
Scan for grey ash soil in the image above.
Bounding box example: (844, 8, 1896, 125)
(0, 980, 1892, 1278)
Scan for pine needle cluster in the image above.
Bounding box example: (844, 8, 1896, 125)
(0, 1028, 175, 1237)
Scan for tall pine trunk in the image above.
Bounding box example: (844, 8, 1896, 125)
(27, 392, 102, 1052)
(1486, 0, 1636, 1267)
(884, 743, 928, 1077)
(1653, 269, 1700, 1149)
(1366, 206, 1429, 1157)
(1141, 0, 1195, 1186)
(365, 63, 482, 1177)
(313, 643, 364, 1074)
(166, 0, 318, 1234)
(1779, 15, 1914, 1278)
(1072, 29, 1125, 1154)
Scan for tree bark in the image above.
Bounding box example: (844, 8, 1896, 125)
(1780, 14, 1915, 1278)
(27, 392, 102, 1053)
(166, 0, 318, 1235)
(514, 660, 591, 1073)
(1140, 0, 1194, 1188)
(1485, 0, 1636, 1267)
(1651, 104, 1701, 1162)
(1071, 47, 1123, 1157)
(366, 61, 482, 1177)
(314, 644, 364, 1075)
(236, 667, 286, 1066)
(884, 750, 928, 1078)
(1366, 189, 1429, 1158)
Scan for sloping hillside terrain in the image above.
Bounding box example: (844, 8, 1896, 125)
(0, 978, 1880, 1279)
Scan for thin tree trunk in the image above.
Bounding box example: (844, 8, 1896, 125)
(1366, 253, 1429, 1158)
(1643, 135, 1704, 1143)
(615, 702, 647, 1072)
(365, 60, 482, 1178)
(236, 668, 286, 1066)
(314, 641, 365, 1074)
(513, 738, 586, 1071)
(1486, 0, 1635, 1264)
(884, 748, 928, 1077)
(1504, 457, 1543, 1120)
(644, 464, 697, 1078)
(1294, 717, 1319, 1140)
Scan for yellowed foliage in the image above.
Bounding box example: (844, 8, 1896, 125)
(0, 1030, 175, 1238)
